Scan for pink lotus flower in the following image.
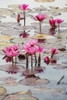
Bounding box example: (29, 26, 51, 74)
(3, 45, 19, 63)
(49, 19, 57, 29)
(37, 46, 45, 54)
(18, 4, 29, 11)
(55, 19, 63, 24)
(49, 48, 57, 58)
(27, 47, 37, 55)
(23, 43, 31, 51)
(28, 39, 38, 46)
(33, 14, 46, 21)
(44, 56, 50, 65)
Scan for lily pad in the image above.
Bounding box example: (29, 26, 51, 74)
(0, 8, 12, 16)
(0, 77, 16, 81)
(0, 34, 13, 42)
(19, 78, 50, 86)
(54, 64, 67, 69)
(11, 37, 30, 44)
(35, 0, 55, 2)
(19, 96, 38, 100)
(0, 86, 6, 94)
(34, 86, 51, 92)
(0, 42, 15, 50)
(0, 81, 19, 86)
(0, 64, 25, 73)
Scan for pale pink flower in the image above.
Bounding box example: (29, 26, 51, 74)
(18, 4, 29, 11)
(28, 39, 38, 46)
(33, 14, 46, 21)
(37, 46, 45, 54)
(27, 47, 37, 55)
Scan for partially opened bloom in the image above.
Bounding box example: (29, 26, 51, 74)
(49, 19, 57, 29)
(17, 13, 20, 23)
(44, 56, 50, 65)
(55, 19, 63, 24)
(33, 14, 46, 21)
(49, 48, 57, 58)
(18, 4, 29, 11)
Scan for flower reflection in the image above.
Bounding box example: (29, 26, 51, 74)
(22, 69, 39, 79)
(49, 28, 56, 35)
(19, 31, 29, 38)
(44, 56, 57, 65)
(38, 39, 45, 43)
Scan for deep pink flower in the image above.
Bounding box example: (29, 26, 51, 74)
(55, 19, 63, 24)
(44, 56, 50, 65)
(49, 19, 57, 29)
(33, 14, 46, 21)
(18, 4, 29, 11)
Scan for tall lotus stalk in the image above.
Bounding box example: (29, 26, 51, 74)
(33, 14, 46, 34)
(34, 54, 37, 66)
(26, 53, 28, 69)
(31, 55, 33, 69)
(18, 4, 29, 27)
(38, 54, 41, 67)
(37, 46, 45, 67)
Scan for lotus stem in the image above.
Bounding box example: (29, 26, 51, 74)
(38, 54, 41, 67)
(26, 53, 28, 69)
(23, 11, 26, 27)
(12, 57, 14, 66)
(58, 24, 60, 33)
(31, 55, 33, 69)
(39, 21, 41, 34)
(34, 53, 37, 66)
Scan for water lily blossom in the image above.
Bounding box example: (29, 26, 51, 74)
(55, 19, 63, 24)
(33, 14, 46, 21)
(33, 14, 46, 34)
(49, 19, 57, 29)
(18, 4, 29, 11)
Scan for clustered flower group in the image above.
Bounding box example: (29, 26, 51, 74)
(3, 39, 57, 67)
(49, 19, 63, 29)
